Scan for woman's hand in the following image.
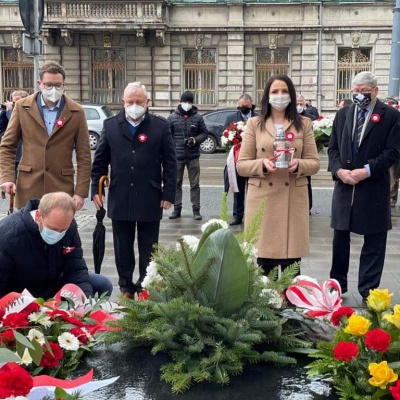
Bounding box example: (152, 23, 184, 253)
(263, 157, 277, 173)
(288, 159, 299, 173)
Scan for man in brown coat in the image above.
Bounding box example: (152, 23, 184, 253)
(0, 61, 91, 210)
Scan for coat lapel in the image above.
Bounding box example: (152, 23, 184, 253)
(116, 108, 134, 141)
(360, 99, 385, 145)
(21, 93, 45, 131)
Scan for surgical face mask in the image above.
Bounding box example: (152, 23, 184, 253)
(42, 87, 63, 103)
(296, 105, 304, 114)
(181, 103, 192, 112)
(269, 94, 291, 111)
(126, 104, 146, 120)
(352, 93, 372, 109)
(40, 226, 66, 245)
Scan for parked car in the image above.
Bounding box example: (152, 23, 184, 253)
(200, 108, 236, 154)
(80, 103, 114, 150)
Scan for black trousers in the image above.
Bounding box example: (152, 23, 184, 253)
(330, 229, 387, 298)
(112, 219, 160, 294)
(233, 174, 248, 220)
(257, 257, 301, 277)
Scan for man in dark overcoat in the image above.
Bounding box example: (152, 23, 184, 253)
(328, 71, 400, 301)
(223, 93, 258, 226)
(91, 82, 176, 299)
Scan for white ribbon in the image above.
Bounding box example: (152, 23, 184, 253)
(226, 146, 239, 193)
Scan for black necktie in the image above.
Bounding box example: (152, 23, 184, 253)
(356, 110, 366, 147)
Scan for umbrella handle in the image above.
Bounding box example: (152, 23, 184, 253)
(9, 192, 14, 213)
(98, 175, 109, 199)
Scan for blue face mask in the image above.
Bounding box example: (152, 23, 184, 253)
(40, 226, 66, 245)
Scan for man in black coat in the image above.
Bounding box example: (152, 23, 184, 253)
(328, 71, 400, 301)
(224, 94, 258, 225)
(168, 91, 208, 220)
(91, 82, 177, 299)
(0, 192, 112, 299)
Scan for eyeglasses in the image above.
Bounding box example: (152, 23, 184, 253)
(42, 82, 64, 90)
(352, 87, 376, 95)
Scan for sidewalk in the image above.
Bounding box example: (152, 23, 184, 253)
(75, 210, 400, 308)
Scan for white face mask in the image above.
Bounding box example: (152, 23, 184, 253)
(42, 87, 63, 103)
(125, 104, 146, 121)
(181, 103, 192, 112)
(269, 94, 291, 111)
(296, 105, 304, 114)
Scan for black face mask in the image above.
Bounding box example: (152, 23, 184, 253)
(238, 106, 251, 114)
(352, 93, 372, 109)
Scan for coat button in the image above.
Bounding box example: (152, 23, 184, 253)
(347, 160, 351, 164)
(285, 182, 289, 186)
(269, 182, 273, 186)
(261, 148, 265, 152)
(45, 167, 49, 171)
(45, 145, 49, 149)
(131, 166, 133, 170)
(130, 183, 133, 186)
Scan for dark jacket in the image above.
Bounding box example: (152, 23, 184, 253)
(168, 105, 208, 161)
(328, 99, 400, 234)
(300, 110, 317, 121)
(0, 199, 93, 298)
(306, 105, 319, 119)
(91, 109, 177, 222)
(223, 109, 258, 130)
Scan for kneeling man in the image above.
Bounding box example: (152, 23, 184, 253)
(0, 191, 112, 299)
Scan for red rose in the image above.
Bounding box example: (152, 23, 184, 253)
(223, 130, 229, 138)
(0, 330, 16, 347)
(333, 342, 358, 361)
(65, 314, 84, 328)
(40, 342, 63, 368)
(317, 115, 324, 121)
(233, 138, 240, 145)
(390, 380, 400, 399)
(138, 290, 150, 301)
(71, 327, 89, 345)
(331, 306, 355, 326)
(365, 328, 391, 352)
(2, 312, 29, 328)
(0, 362, 33, 397)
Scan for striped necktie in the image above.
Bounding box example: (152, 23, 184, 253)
(356, 109, 366, 147)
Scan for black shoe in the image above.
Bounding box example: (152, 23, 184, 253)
(169, 209, 181, 219)
(193, 210, 202, 220)
(229, 218, 243, 226)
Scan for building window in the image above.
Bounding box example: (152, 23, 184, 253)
(92, 49, 124, 104)
(1, 49, 34, 101)
(256, 48, 289, 104)
(337, 48, 371, 103)
(183, 49, 216, 105)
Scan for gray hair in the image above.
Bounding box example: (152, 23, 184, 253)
(238, 93, 253, 104)
(124, 82, 148, 99)
(297, 94, 305, 101)
(352, 71, 377, 88)
(39, 192, 76, 218)
(12, 90, 28, 99)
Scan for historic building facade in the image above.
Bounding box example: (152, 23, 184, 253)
(0, 0, 396, 115)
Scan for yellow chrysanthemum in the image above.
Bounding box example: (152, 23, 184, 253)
(368, 361, 398, 389)
(383, 304, 400, 328)
(367, 289, 393, 312)
(343, 314, 371, 336)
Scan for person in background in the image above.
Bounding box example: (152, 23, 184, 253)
(0, 61, 91, 211)
(91, 82, 176, 299)
(328, 71, 400, 302)
(0, 90, 29, 177)
(338, 98, 353, 109)
(168, 91, 208, 221)
(236, 75, 320, 276)
(223, 93, 258, 225)
(305, 99, 319, 119)
(296, 94, 316, 214)
(0, 192, 112, 298)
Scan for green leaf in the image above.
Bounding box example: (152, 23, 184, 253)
(192, 229, 249, 316)
(30, 338, 44, 366)
(14, 330, 35, 350)
(0, 348, 21, 363)
(195, 221, 224, 257)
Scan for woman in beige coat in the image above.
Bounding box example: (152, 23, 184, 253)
(236, 75, 320, 275)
